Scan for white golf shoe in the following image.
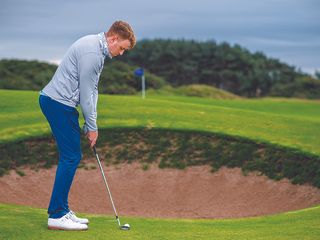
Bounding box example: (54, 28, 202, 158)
(48, 214, 88, 231)
(66, 210, 89, 225)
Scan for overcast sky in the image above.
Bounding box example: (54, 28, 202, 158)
(0, 0, 319, 75)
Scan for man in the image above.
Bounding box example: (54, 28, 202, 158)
(39, 21, 136, 230)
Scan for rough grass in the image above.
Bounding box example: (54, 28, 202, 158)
(1, 203, 320, 240)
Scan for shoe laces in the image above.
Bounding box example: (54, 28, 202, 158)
(68, 210, 78, 219)
(61, 214, 71, 222)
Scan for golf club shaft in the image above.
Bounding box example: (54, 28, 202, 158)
(93, 146, 121, 227)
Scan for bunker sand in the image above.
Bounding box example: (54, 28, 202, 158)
(1, 161, 320, 218)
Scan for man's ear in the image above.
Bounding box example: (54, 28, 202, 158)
(109, 35, 117, 44)
(113, 34, 122, 42)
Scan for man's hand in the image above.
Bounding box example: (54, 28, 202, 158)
(86, 131, 98, 148)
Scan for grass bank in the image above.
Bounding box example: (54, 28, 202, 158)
(1, 128, 320, 187)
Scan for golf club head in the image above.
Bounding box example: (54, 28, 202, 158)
(120, 223, 130, 230)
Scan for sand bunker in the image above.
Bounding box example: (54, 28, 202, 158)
(1, 160, 320, 219)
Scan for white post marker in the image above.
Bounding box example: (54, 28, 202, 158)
(142, 74, 145, 99)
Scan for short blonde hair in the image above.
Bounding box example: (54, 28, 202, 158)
(107, 21, 136, 49)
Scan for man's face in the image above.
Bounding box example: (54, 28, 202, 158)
(107, 35, 131, 57)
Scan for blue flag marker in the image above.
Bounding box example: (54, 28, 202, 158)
(134, 68, 145, 99)
(134, 68, 144, 77)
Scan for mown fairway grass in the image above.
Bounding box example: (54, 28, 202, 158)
(0, 89, 319, 155)
(1, 203, 320, 240)
(1, 89, 320, 239)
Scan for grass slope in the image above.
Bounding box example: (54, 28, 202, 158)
(1, 203, 320, 240)
(0, 89, 319, 156)
(2, 128, 320, 186)
(146, 84, 241, 99)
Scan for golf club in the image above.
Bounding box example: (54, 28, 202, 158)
(93, 146, 130, 231)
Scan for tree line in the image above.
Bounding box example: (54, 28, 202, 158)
(119, 39, 320, 98)
(0, 39, 319, 98)
(0, 59, 166, 95)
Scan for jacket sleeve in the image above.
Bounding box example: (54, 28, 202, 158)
(78, 53, 102, 133)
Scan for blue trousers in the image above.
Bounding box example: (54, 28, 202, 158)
(39, 95, 82, 218)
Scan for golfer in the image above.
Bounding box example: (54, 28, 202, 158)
(39, 21, 136, 230)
